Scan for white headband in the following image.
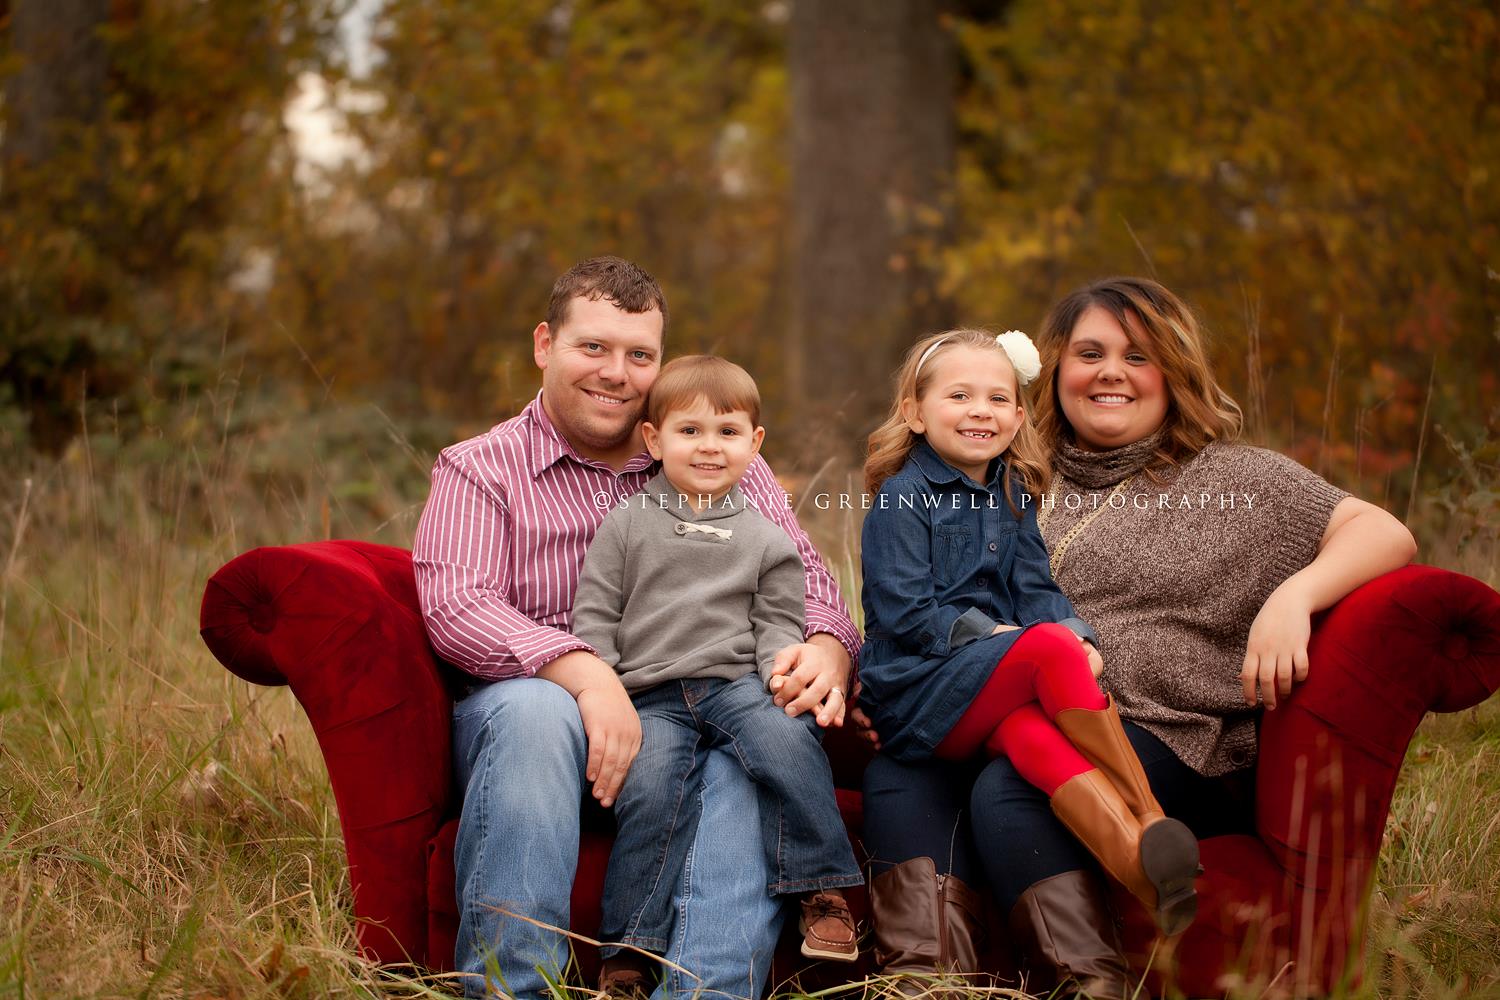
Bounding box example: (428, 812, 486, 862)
(914, 330, 1042, 386)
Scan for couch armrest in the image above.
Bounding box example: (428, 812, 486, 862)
(200, 540, 454, 966)
(1256, 564, 1500, 989)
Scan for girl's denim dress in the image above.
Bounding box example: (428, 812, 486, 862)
(858, 440, 1099, 761)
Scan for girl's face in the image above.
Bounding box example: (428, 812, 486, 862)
(901, 345, 1024, 483)
(1057, 307, 1169, 451)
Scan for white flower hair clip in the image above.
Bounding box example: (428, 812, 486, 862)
(996, 330, 1041, 386)
(913, 328, 1043, 385)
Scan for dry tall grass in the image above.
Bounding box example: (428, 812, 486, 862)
(1, 390, 1497, 999)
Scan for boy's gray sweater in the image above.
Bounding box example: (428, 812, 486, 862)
(573, 471, 806, 692)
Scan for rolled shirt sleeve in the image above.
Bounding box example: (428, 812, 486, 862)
(412, 450, 595, 680)
(949, 606, 1001, 649)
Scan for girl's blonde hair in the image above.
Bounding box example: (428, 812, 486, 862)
(864, 328, 1050, 513)
(1032, 277, 1243, 471)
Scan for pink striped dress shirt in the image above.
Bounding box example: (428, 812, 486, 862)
(412, 393, 861, 682)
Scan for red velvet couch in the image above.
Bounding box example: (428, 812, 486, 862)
(199, 540, 1500, 996)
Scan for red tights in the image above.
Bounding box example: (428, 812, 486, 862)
(933, 623, 1105, 795)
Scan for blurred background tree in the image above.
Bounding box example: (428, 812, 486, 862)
(3, 0, 1497, 517)
(2, 0, 344, 452)
(949, 1, 1500, 512)
(788, 0, 959, 459)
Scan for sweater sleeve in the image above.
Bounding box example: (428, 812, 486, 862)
(571, 507, 630, 670)
(752, 532, 808, 684)
(1232, 446, 1350, 586)
(738, 456, 862, 667)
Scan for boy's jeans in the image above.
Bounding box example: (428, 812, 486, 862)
(451, 677, 783, 1000)
(600, 674, 864, 957)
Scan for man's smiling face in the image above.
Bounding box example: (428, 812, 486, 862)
(534, 294, 664, 467)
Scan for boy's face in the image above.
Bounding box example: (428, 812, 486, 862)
(642, 397, 764, 506)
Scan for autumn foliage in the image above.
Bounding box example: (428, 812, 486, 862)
(3, 0, 1497, 513)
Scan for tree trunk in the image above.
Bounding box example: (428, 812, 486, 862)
(3, 0, 109, 176)
(788, 0, 957, 464)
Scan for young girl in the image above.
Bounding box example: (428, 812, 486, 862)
(858, 328, 1201, 935)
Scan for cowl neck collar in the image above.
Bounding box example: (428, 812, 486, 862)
(642, 471, 746, 522)
(1052, 428, 1168, 489)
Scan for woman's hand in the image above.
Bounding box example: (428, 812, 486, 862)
(1240, 580, 1315, 710)
(848, 699, 882, 751)
(1083, 640, 1104, 679)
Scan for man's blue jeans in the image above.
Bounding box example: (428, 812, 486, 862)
(451, 676, 787, 1000)
(599, 675, 863, 958)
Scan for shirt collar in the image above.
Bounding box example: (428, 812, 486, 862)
(642, 470, 748, 522)
(526, 391, 656, 479)
(910, 438, 1002, 490)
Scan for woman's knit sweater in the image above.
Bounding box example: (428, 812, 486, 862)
(1039, 432, 1348, 775)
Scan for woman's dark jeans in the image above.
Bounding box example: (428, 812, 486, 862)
(862, 720, 1254, 912)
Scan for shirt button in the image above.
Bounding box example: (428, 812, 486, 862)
(977, 577, 987, 586)
(674, 523, 688, 535)
(1229, 748, 1249, 767)
(988, 542, 997, 552)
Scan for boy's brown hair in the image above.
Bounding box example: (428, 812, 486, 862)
(646, 355, 761, 428)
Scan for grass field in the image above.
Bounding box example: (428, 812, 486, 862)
(2, 395, 1497, 999)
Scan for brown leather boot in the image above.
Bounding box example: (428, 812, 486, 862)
(869, 857, 985, 994)
(1049, 769, 1198, 935)
(1008, 869, 1131, 1000)
(1054, 696, 1166, 822)
(1054, 697, 1200, 933)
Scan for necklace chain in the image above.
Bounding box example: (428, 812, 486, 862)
(1039, 476, 1134, 579)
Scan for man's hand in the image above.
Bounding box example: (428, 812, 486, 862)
(536, 650, 641, 807)
(575, 683, 642, 807)
(767, 633, 851, 728)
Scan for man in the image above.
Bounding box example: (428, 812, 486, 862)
(412, 256, 860, 1000)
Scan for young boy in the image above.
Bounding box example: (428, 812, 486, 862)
(573, 356, 863, 994)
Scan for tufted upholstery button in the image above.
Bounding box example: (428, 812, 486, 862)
(248, 600, 277, 634)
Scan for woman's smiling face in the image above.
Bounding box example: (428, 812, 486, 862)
(1057, 306, 1169, 451)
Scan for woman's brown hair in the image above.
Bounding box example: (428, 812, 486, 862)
(1032, 277, 1243, 470)
(864, 329, 1049, 514)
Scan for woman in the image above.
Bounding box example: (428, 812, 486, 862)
(856, 277, 1417, 998)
